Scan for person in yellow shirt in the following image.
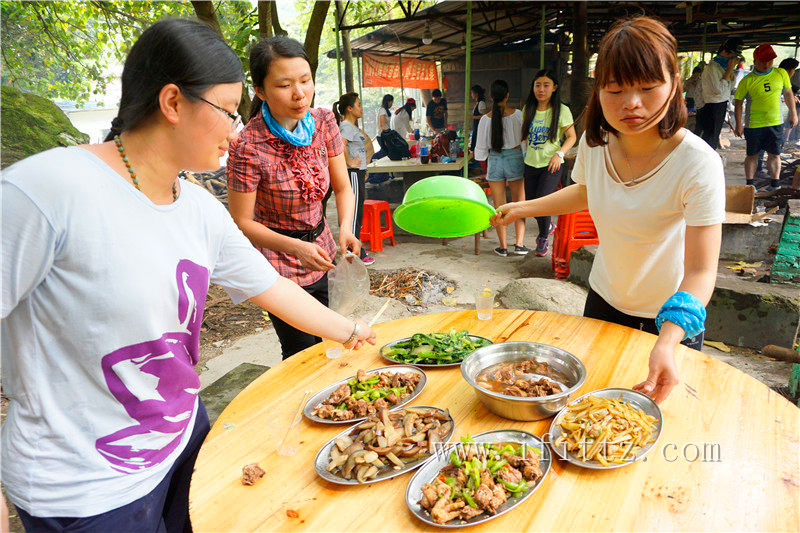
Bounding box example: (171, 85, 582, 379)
(520, 69, 577, 256)
(734, 44, 798, 190)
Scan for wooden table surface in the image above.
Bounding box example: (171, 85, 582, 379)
(367, 157, 465, 174)
(189, 310, 799, 532)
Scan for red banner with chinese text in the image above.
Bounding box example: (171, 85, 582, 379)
(361, 52, 440, 89)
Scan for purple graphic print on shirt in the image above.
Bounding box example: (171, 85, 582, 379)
(95, 260, 209, 473)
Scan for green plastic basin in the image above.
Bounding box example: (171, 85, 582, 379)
(393, 175, 495, 238)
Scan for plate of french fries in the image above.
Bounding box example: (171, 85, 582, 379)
(547, 388, 662, 469)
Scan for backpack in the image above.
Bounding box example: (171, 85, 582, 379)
(378, 129, 411, 161)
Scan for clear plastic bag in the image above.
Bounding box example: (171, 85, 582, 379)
(328, 252, 369, 316)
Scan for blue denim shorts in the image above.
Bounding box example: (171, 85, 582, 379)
(486, 148, 524, 181)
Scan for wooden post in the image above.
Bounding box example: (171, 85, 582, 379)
(463, 0, 472, 180)
(357, 54, 362, 95)
(569, 0, 589, 131)
(702, 24, 707, 63)
(399, 53, 404, 102)
(540, 3, 546, 70)
(336, 1, 354, 93)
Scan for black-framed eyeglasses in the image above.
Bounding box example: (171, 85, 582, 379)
(196, 95, 242, 131)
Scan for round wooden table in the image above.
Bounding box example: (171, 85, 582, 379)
(189, 310, 799, 531)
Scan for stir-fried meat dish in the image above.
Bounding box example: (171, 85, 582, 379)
(312, 369, 421, 421)
(326, 407, 453, 482)
(475, 360, 562, 398)
(418, 438, 543, 524)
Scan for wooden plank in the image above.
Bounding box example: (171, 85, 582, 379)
(189, 310, 800, 532)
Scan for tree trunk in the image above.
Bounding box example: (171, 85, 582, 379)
(336, 1, 354, 94)
(258, 1, 273, 39)
(190, 1, 250, 120)
(191, 1, 223, 37)
(304, 1, 332, 81)
(271, 1, 287, 36)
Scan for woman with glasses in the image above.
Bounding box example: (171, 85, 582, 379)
(1, 19, 375, 531)
(227, 36, 363, 360)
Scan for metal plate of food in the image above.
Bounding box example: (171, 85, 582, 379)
(405, 429, 551, 528)
(380, 330, 493, 368)
(314, 406, 455, 485)
(547, 387, 663, 470)
(461, 342, 587, 421)
(303, 365, 427, 424)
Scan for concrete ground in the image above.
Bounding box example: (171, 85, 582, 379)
(197, 130, 797, 403)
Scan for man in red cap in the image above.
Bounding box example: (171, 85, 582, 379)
(734, 43, 797, 190)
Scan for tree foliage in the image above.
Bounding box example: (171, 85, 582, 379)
(0, 0, 255, 105)
(1, 0, 437, 129)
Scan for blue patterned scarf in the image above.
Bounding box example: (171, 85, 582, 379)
(261, 101, 315, 147)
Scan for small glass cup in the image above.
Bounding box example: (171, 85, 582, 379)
(326, 347, 343, 359)
(476, 287, 494, 320)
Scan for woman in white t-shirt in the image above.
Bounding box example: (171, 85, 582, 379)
(475, 79, 528, 256)
(376, 93, 394, 137)
(334, 92, 374, 264)
(391, 97, 417, 141)
(491, 16, 725, 404)
(1, 19, 375, 531)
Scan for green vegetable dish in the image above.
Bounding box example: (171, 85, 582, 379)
(381, 329, 492, 366)
(417, 436, 544, 525)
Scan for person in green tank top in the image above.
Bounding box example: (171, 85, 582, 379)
(520, 70, 577, 256)
(733, 43, 798, 190)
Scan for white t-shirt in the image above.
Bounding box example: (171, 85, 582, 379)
(1, 147, 279, 517)
(701, 60, 733, 104)
(339, 120, 367, 170)
(571, 131, 725, 317)
(376, 107, 390, 136)
(391, 108, 413, 141)
(474, 109, 524, 161)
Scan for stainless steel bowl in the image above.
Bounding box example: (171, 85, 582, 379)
(460, 342, 587, 421)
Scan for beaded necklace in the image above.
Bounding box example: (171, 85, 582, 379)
(114, 135, 178, 201)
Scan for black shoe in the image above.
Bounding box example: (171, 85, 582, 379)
(494, 247, 508, 257)
(512, 245, 531, 256)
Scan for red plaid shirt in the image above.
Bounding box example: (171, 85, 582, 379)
(227, 107, 344, 287)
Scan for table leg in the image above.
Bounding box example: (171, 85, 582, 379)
(474, 233, 481, 254)
(441, 238, 448, 246)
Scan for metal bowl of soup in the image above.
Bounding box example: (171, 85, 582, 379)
(460, 342, 587, 421)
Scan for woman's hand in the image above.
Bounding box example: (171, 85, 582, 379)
(548, 154, 563, 173)
(344, 319, 377, 350)
(489, 202, 525, 227)
(294, 240, 336, 271)
(338, 229, 362, 258)
(633, 341, 680, 404)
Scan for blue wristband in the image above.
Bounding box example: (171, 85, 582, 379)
(655, 291, 706, 341)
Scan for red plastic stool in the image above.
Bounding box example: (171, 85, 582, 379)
(551, 209, 599, 279)
(360, 199, 395, 252)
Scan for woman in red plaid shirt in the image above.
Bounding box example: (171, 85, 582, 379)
(227, 36, 363, 359)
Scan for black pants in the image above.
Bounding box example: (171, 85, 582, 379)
(268, 273, 329, 359)
(348, 168, 367, 258)
(697, 101, 727, 150)
(523, 163, 562, 238)
(17, 400, 210, 533)
(583, 288, 704, 351)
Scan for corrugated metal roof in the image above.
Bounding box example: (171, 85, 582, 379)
(327, 1, 800, 60)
